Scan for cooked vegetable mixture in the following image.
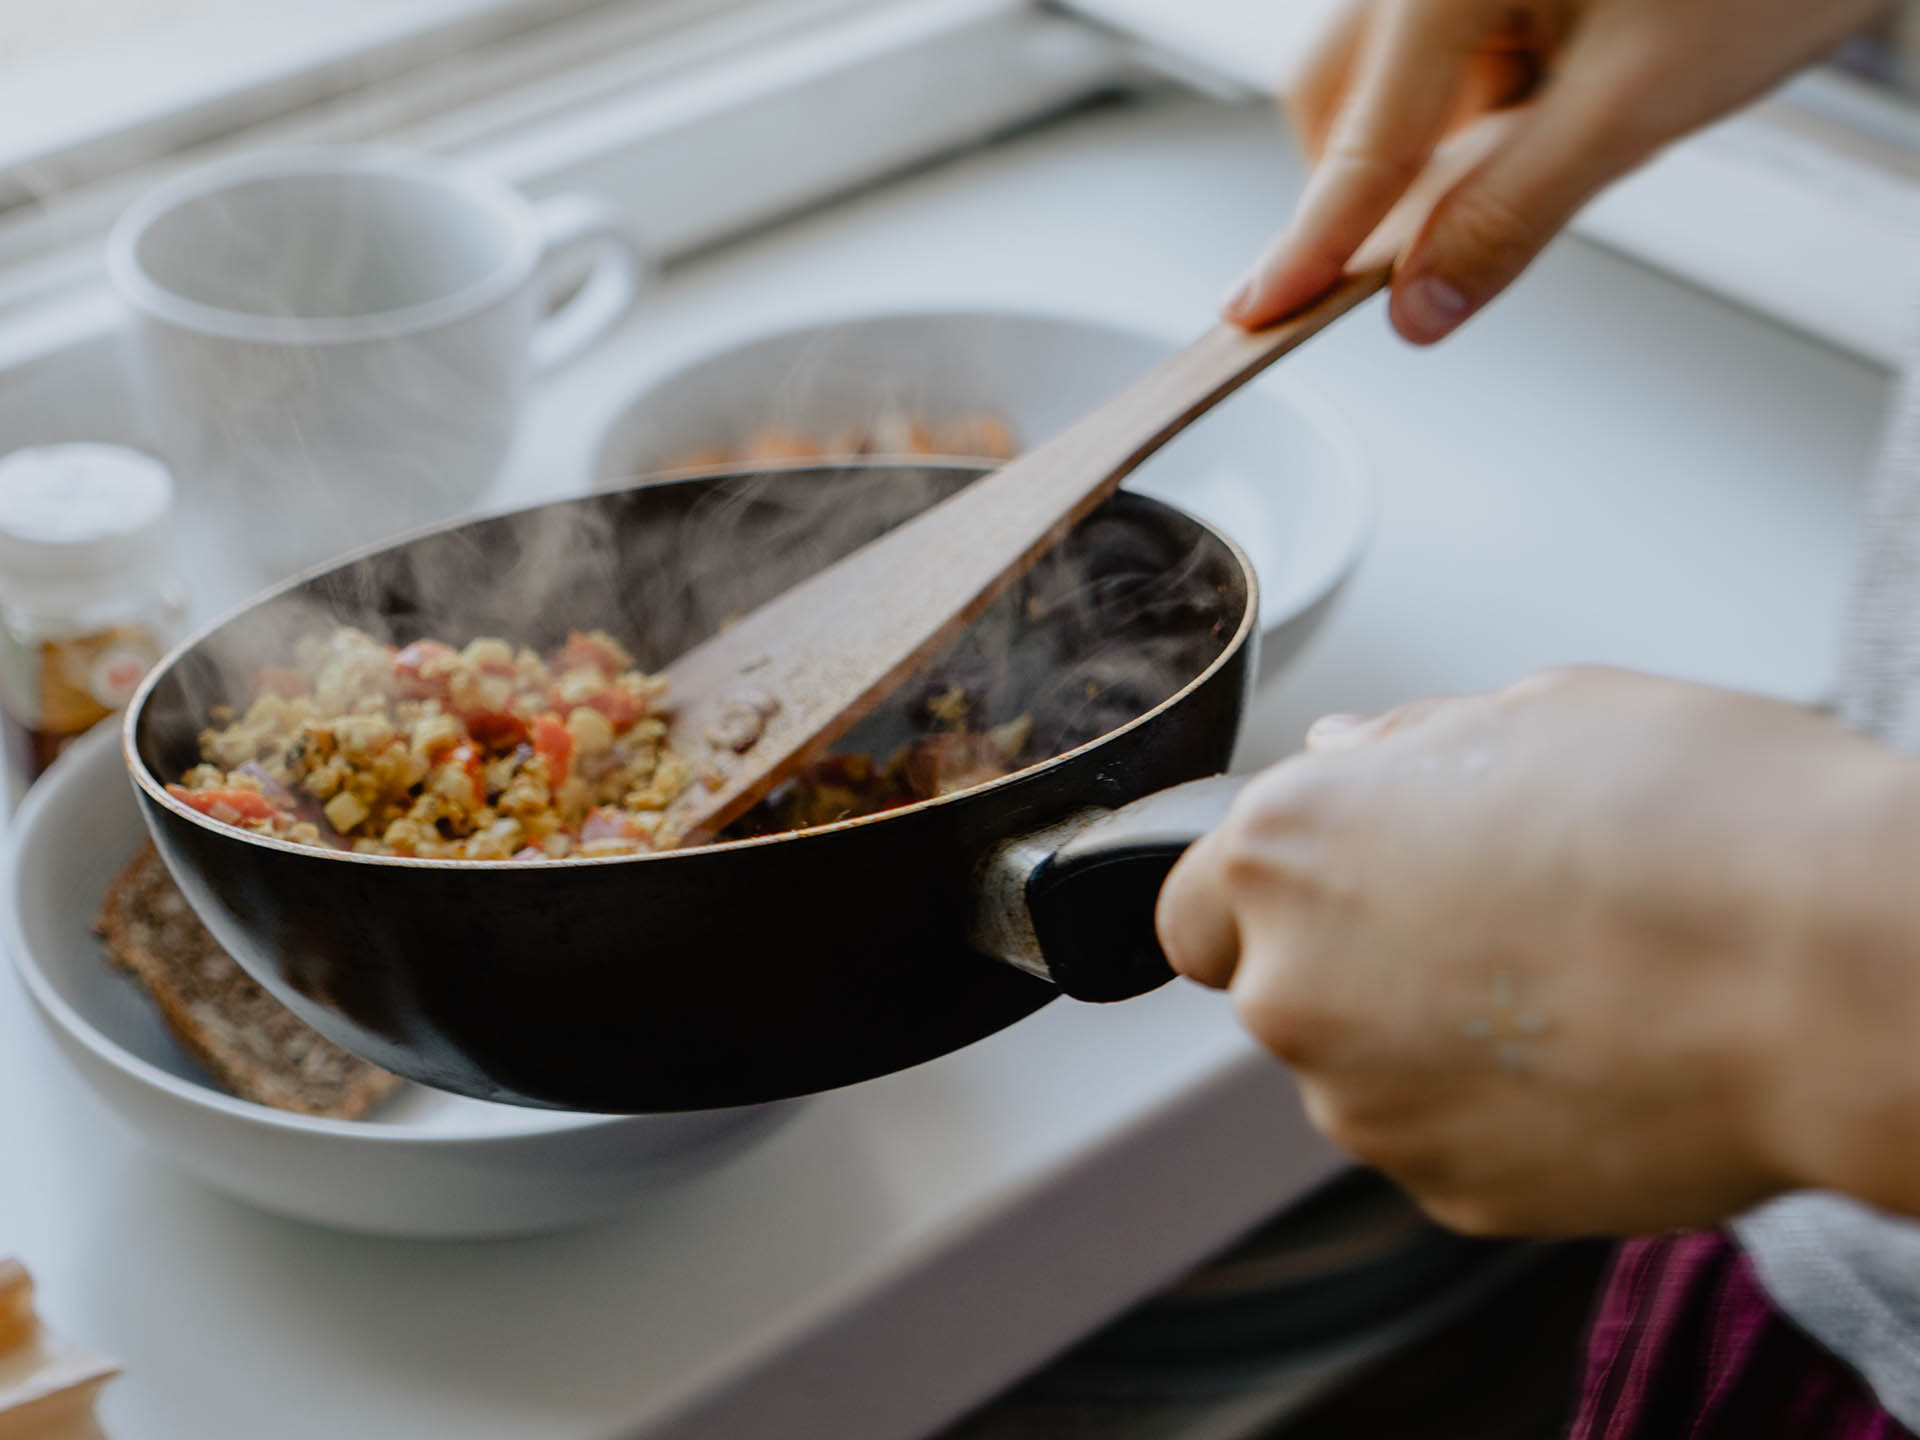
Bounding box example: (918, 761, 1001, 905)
(673, 411, 1018, 470)
(169, 627, 1039, 861)
(732, 708, 1032, 839)
(170, 628, 690, 860)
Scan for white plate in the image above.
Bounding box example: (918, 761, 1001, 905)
(4, 724, 797, 1239)
(593, 308, 1374, 669)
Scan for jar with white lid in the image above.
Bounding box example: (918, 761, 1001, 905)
(0, 444, 186, 806)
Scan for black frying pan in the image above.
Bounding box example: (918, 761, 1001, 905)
(126, 462, 1256, 1112)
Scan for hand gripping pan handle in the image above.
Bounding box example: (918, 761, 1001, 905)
(972, 775, 1250, 1002)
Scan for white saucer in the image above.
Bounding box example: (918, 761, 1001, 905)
(4, 724, 797, 1238)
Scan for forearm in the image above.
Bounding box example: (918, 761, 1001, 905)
(1764, 749, 1920, 1218)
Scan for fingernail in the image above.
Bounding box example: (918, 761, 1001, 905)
(1394, 276, 1471, 344)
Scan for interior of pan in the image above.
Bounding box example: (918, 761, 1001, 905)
(134, 461, 1250, 840)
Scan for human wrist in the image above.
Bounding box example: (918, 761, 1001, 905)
(1759, 744, 1920, 1215)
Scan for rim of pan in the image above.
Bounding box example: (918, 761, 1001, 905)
(125, 460, 1261, 872)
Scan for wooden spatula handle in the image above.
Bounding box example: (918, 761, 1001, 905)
(662, 267, 1391, 844)
(985, 266, 1391, 545)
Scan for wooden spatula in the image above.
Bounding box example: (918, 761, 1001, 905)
(657, 118, 1512, 845)
(658, 269, 1386, 843)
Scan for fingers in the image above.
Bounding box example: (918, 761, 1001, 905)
(1454, 43, 1539, 129)
(1389, 52, 1660, 344)
(1282, 0, 1369, 163)
(1285, 2, 1543, 167)
(1228, 0, 1502, 328)
(1157, 822, 1242, 990)
(1167, 687, 1482, 990)
(1285, 5, 1541, 198)
(1241, 0, 1667, 344)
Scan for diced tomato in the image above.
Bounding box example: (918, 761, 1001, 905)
(471, 651, 519, 677)
(458, 707, 528, 749)
(580, 807, 649, 844)
(251, 666, 308, 700)
(582, 686, 642, 732)
(531, 712, 572, 786)
(557, 632, 626, 677)
(393, 640, 457, 699)
(546, 682, 641, 732)
(167, 785, 285, 825)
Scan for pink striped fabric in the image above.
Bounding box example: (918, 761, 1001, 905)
(1570, 1232, 1914, 1440)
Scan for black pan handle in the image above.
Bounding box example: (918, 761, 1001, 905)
(972, 775, 1250, 1003)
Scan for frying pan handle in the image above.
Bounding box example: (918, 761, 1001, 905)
(974, 775, 1250, 1003)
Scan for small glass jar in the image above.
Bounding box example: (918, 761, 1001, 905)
(0, 445, 186, 807)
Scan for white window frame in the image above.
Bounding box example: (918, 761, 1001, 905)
(0, 0, 1153, 439)
(3, 0, 1913, 391)
(0, 0, 1150, 278)
(1, 0, 743, 205)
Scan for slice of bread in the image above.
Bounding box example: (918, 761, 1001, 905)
(94, 845, 402, 1121)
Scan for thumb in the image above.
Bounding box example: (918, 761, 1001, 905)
(1390, 76, 1654, 345)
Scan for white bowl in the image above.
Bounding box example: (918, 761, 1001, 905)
(594, 308, 1374, 673)
(5, 724, 796, 1239)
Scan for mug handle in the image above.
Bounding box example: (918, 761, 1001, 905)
(530, 192, 650, 373)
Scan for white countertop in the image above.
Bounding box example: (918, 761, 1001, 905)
(0, 91, 1893, 1439)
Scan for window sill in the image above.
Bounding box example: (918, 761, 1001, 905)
(0, 0, 627, 206)
(0, 0, 1138, 443)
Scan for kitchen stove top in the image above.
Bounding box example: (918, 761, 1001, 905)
(944, 1170, 1528, 1440)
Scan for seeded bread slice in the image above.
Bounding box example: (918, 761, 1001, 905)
(94, 845, 402, 1120)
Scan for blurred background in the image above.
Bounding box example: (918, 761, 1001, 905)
(0, 0, 213, 70)
(7, 0, 1918, 88)
(1, 4, 1918, 1440)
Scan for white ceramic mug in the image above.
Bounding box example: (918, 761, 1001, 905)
(108, 146, 646, 580)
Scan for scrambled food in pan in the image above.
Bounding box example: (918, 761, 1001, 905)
(171, 628, 683, 860)
(168, 626, 1033, 860)
(730, 708, 1032, 839)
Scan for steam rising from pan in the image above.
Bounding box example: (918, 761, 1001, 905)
(149, 288, 1231, 825)
(147, 463, 1236, 833)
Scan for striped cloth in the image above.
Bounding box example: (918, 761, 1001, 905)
(1569, 1233, 1913, 1439)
